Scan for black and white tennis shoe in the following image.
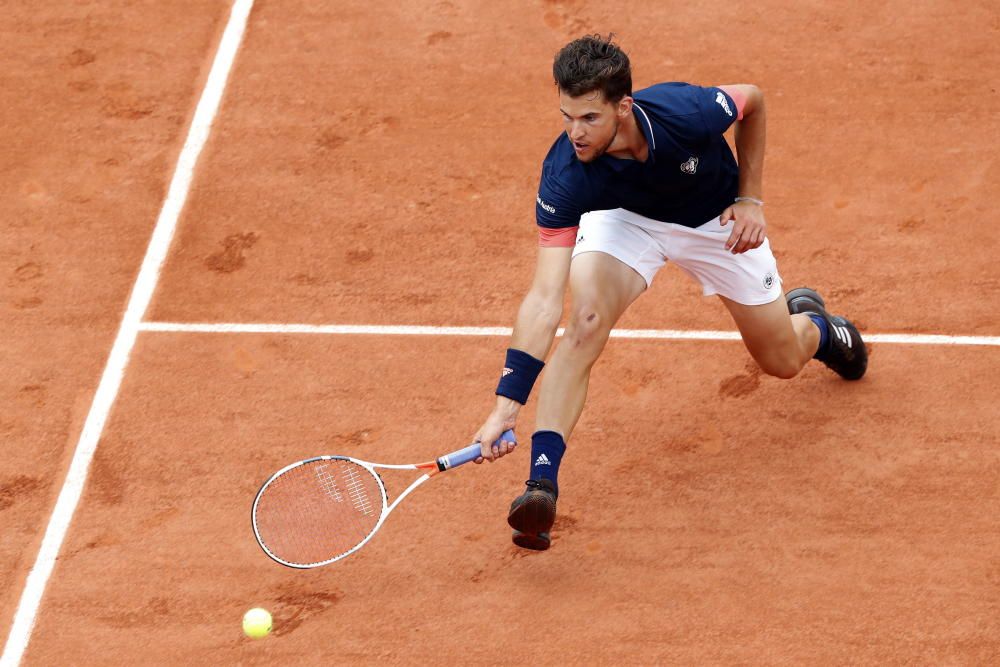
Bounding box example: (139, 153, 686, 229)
(787, 287, 868, 380)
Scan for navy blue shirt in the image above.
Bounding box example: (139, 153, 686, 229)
(535, 83, 740, 231)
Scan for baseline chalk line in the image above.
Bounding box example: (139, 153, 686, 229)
(0, 2, 255, 665)
(138, 322, 1000, 346)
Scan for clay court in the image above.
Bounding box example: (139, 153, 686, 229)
(2, 0, 999, 664)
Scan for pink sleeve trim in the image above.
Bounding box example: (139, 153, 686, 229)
(538, 226, 578, 247)
(718, 86, 746, 121)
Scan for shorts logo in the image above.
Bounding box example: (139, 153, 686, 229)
(536, 194, 556, 215)
(763, 272, 774, 289)
(576, 234, 584, 245)
(715, 91, 733, 117)
(680, 157, 699, 174)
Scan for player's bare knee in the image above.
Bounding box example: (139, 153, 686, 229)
(565, 306, 607, 349)
(756, 354, 802, 380)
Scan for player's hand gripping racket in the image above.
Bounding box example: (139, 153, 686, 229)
(252, 430, 516, 568)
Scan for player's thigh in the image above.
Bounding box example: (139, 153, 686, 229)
(568, 251, 646, 326)
(572, 209, 666, 291)
(669, 216, 782, 306)
(719, 292, 799, 363)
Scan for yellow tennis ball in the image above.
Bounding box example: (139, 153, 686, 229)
(242, 607, 272, 639)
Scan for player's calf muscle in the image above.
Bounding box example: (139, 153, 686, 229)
(741, 328, 806, 378)
(746, 320, 817, 379)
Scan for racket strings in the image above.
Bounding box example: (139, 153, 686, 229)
(254, 458, 384, 566)
(342, 465, 376, 516)
(315, 464, 345, 503)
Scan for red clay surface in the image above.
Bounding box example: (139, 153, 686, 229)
(19, 337, 1000, 664)
(0, 0, 230, 639)
(149, 0, 1000, 335)
(4, 0, 1000, 665)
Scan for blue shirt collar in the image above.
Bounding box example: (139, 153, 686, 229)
(598, 102, 657, 171)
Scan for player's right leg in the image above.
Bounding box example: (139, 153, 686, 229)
(509, 224, 649, 551)
(534, 250, 647, 438)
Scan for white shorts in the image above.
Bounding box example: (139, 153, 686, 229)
(571, 208, 783, 306)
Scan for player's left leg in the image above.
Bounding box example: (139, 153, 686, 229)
(719, 293, 820, 379)
(667, 215, 867, 380)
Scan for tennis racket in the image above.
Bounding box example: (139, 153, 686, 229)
(252, 429, 516, 568)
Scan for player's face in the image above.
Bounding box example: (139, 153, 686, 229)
(559, 89, 623, 162)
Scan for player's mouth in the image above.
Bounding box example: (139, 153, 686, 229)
(572, 141, 588, 154)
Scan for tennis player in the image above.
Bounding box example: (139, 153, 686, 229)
(474, 35, 867, 550)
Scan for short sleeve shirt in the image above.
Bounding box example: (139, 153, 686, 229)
(535, 83, 741, 234)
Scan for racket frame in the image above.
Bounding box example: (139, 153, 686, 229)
(251, 430, 514, 568)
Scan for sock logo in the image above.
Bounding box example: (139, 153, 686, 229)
(534, 453, 551, 466)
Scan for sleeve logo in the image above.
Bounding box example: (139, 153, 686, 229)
(536, 194, 556, 214)
(715, 91, 733, 117)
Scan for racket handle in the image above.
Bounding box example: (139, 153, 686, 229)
(436, 429, 516, 471)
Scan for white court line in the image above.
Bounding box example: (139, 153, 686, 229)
(138, 321, 1000, 346)
(0, 2, 255, 665)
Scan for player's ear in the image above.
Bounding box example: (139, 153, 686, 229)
(618, 95, 633, 118)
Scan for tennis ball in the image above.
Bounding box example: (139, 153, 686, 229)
(242, 607, 272, 639)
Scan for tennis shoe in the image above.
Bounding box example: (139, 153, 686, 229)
(786, 287, 868, 380)
(511, 529, 551, 551)
(508, 479, 556, 551)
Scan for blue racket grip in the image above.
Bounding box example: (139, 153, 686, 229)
(436, 429, 516, 471)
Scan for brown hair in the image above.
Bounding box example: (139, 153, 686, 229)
(553, 34, 632, 102)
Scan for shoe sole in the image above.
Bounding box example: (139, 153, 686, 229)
(786, 286, 826, 314)
(507, 493, 556, 535)
(511, 530, 550, 551)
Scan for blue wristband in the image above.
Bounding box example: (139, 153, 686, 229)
(495, 348, 545, 405)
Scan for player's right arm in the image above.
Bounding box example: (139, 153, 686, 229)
(474, 244, 572, 462)
(474, 141, 584, 462)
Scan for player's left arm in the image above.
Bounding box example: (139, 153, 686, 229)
(716, 84, 766, 255)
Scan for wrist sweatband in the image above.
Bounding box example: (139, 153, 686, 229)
(495, 348, 545, 405)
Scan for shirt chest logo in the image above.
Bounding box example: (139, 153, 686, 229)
(680, 156, 699, 174)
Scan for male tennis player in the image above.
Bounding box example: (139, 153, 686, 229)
(474, 35, 867, 551)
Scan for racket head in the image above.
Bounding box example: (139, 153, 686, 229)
(252, 456, 389, 568)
